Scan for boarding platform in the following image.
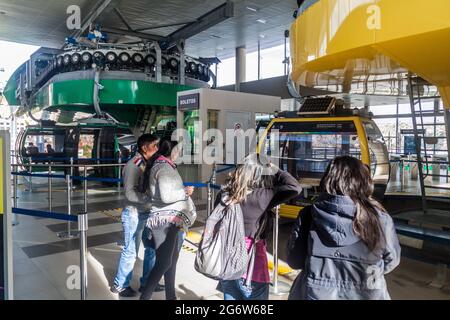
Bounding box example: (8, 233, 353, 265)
(7, 166, 450, 300)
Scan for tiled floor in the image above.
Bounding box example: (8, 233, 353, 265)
(8, 176, 450, 300)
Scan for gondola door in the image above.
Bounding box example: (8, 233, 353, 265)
(97, 127, 116, 179)
(64, 127, 80, 179)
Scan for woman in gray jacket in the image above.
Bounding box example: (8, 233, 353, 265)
(287, 156, 401, 300)
(139, 139, 196, 300)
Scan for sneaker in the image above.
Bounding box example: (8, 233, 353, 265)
(119, 287, 137, 298)
(155, 284, 165, 292)
(138, 284, 165, 293)
(111, 285, 137, 297)
(110, 285, 122, 294)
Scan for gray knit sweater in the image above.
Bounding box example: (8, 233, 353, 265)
(147, 158, 196, 230)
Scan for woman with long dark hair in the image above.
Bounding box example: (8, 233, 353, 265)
(139, 139, 196, 300)
(216, 153, 302, 300)
(287, 156, 401, 300)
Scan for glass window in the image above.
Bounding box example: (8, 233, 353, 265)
(260, 44, 288, 79)
(183, 110, 201, 159)
(78, 134, 95, 158)
(263, 121, 361, 180)
(363, 121, 390, 181)
(216, 56, 235, 87)
(25, 132, 65, 156)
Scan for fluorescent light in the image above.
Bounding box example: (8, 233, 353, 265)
(256, 19, 267, 24)
(246, 6, 258, 12)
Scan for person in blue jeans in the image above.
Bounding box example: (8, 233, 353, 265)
(111, 133, 160, 297)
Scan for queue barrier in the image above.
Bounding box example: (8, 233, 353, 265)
(11, 162, 289, 299)
(215, 164, 236, 174)
(21, 156, 132, 162)
(11, 202, 88, 299)
(12, 207, 78, 222)
(12, 171, 67, 179)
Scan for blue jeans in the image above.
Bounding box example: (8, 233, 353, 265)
(220, 278, 269, 300)
(113, 207, 156, 290)
(178, 230, 185, 251)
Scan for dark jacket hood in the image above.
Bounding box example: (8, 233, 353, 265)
(312, 193, 361, 247)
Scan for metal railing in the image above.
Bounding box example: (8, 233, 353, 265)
(389, 158, 450, 192)
(10, 157, 292, 299)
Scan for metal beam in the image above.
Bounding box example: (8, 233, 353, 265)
(163, 1, 234, 49)
(101, 27, 166, 42)
(135, 21, 195, 32)
(71, 0, 113, 40)
(113, 8, 133, 31)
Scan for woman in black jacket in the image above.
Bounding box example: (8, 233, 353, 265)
(216, 153, 302, 300)
(287, 156, 401, 300)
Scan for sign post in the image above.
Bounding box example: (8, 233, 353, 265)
(0, 131, 13, 300)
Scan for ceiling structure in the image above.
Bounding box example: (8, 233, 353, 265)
(0, 0, 298, 59)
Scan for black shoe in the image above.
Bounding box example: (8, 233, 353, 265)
(138, 284, 165, 293)
(155, 284, 165, 292)
(110, 285, 121, 294)
(118, 287, 137, 298)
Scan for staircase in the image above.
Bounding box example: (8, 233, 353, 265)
(407, 74, 449, 213)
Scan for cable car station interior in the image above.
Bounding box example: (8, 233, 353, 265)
(0, 0, 449, 301)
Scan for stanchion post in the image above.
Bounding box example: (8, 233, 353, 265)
(78, 212, 89, 300)
(273, 205, 280, 293)
(48, 164, 52, 211)
(28, 156, 32, 192)
(84, 166, 88, 214)
(400, 159, 404, 192)
(70, 157, 74, 192)
(67, 175, 72, 237)
(12, 173, 19, 226)
(207, 182, 212, 216)
(270, 205, 290, 295)
(211, 163, 217, 208)
(57, 175, 78, 238)
(117, 155, 122, 193)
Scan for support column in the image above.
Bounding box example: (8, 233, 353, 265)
(444, 106, 450, 159)
(235, 46, 246, 92)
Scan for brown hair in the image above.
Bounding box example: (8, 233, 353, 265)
(320, 156, 386, 251)
(223, 153, 274, 203)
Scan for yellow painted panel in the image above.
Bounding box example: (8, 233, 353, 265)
(290, 0, 450, 109)
(280, 205, 302, 219)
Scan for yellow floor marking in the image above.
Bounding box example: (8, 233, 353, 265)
(186, 231, 202, 244)
(267, 260, 293, 275)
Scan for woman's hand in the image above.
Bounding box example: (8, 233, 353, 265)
(185, 186, 195, 196)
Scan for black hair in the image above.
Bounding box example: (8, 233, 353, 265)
(137, 133, 159, 153)
(320, 156, 386, 251)
(138, 138, 179, 193)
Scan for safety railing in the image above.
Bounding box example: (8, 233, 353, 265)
(11, 159, 294, 300)
(11, 173, 89, 300)
(389, 158, 450, 192)
(11, 160, 128, 300)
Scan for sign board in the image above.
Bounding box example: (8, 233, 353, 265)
(404, 135, 418, 155)
(178, 93, 200, 111)
(0, 131, 12, 300)
(401, 129, 426, 135)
